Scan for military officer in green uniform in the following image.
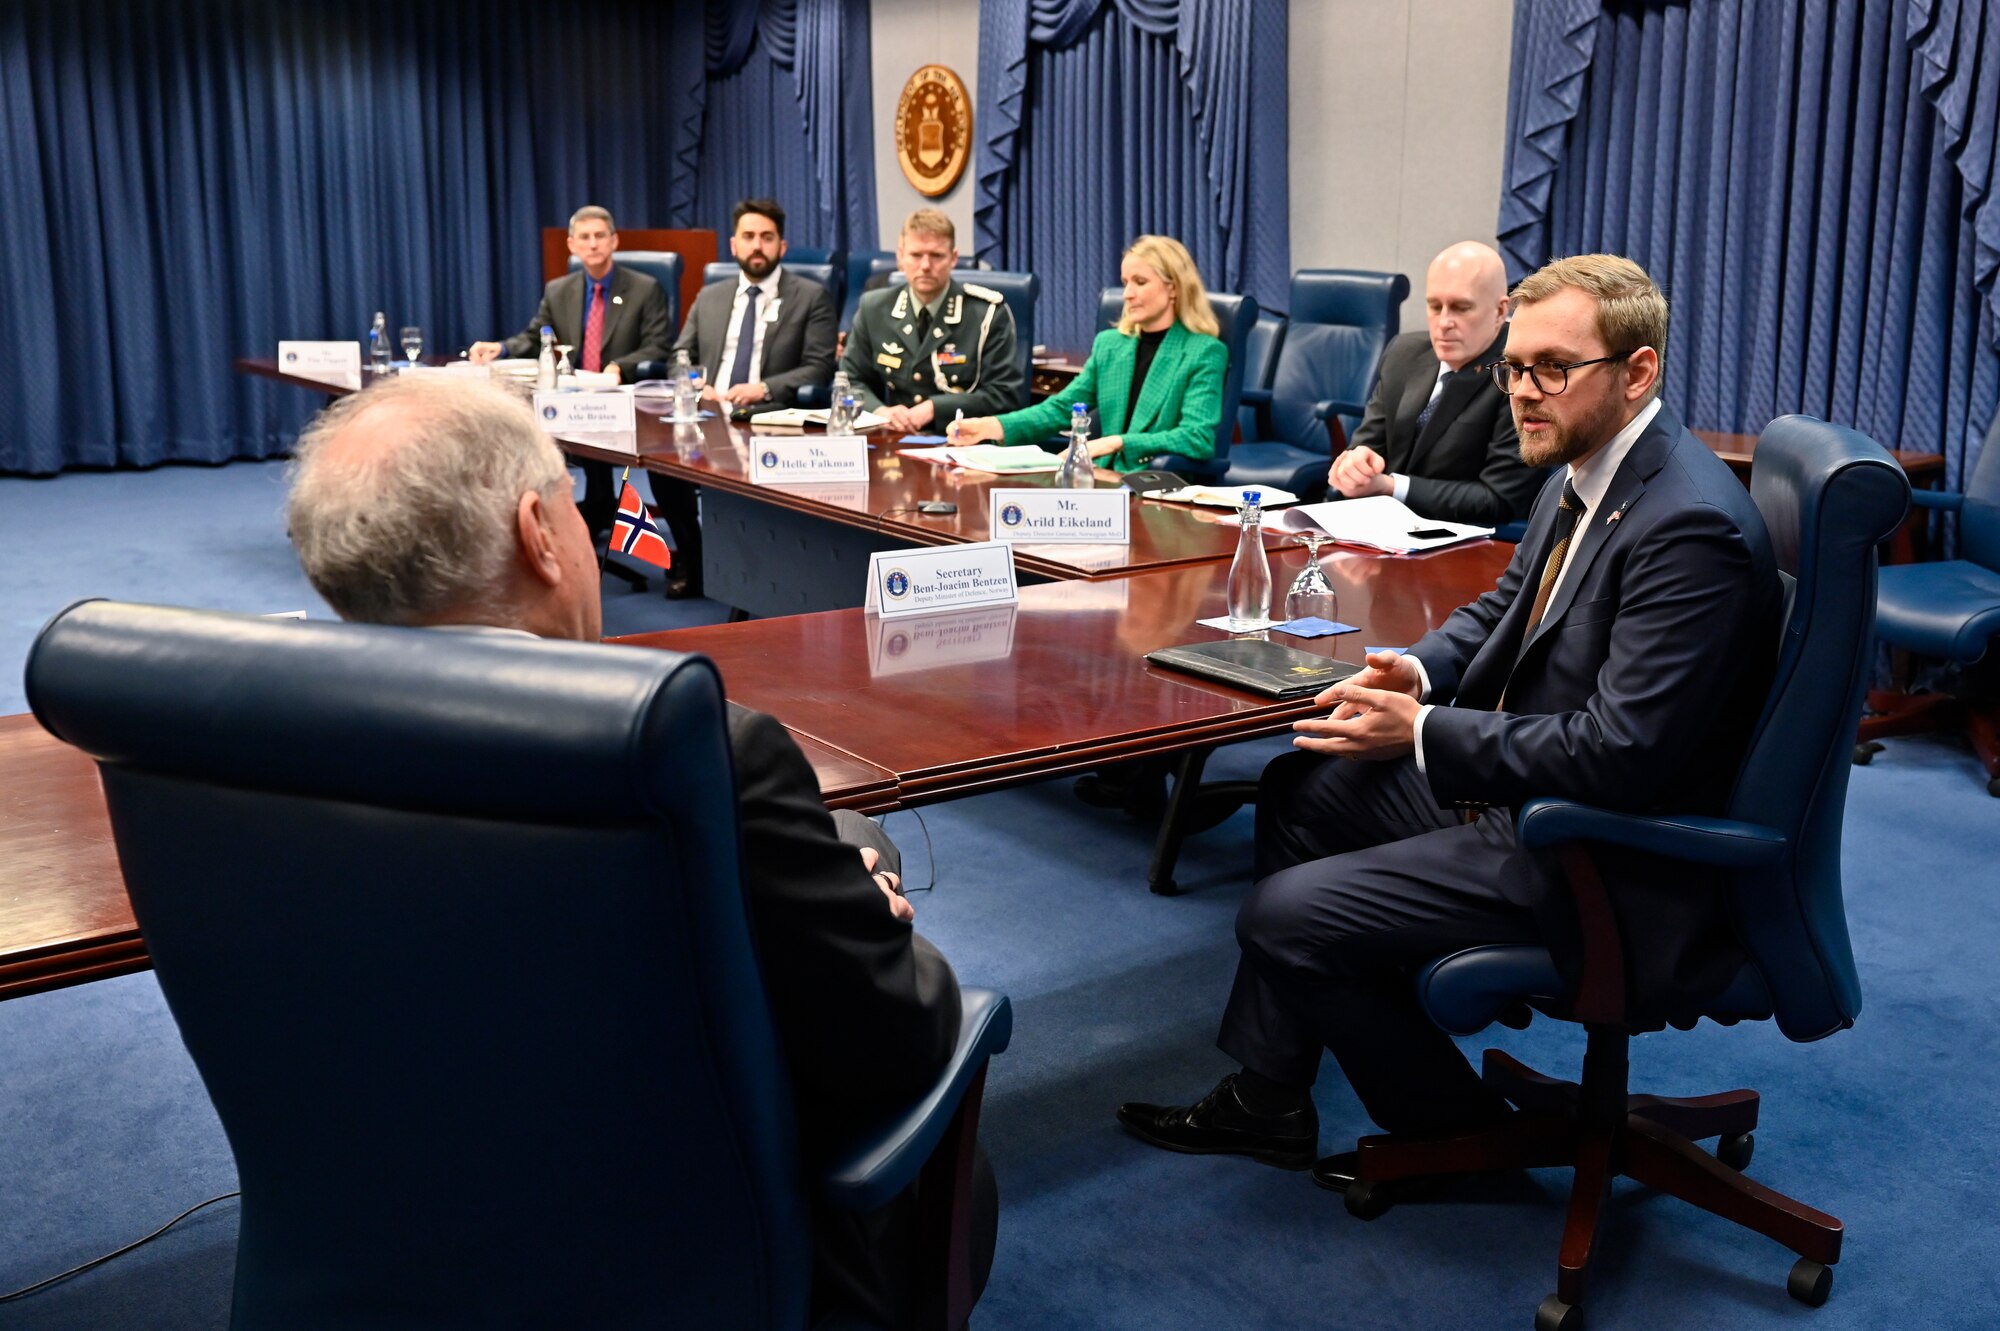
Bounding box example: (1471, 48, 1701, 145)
(840, 208, 1024, 434)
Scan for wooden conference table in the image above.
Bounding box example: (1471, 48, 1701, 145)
(235, 357, 1290, 618)
(0, 540, 1513, 1000)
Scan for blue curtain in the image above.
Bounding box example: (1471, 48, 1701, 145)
(974, 0, 1289, 350)
(0, 0, 705, 475)
(691, 0, 878, 251)
(1497, 0, 2000, 500)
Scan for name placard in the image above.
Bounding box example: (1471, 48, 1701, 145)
(868, 604, 1018, 676)
(533, 390, 636, 435)
(562, 431, 638, 456)
(751, 435, 871, 484)
(865, 541, 1017, 618)
(989, 488, 1130, 544)
(277, 340, 361, 390)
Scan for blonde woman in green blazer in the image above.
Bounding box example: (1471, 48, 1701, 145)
(950, 235, 1226, 473)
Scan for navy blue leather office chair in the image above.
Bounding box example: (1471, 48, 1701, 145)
(25, 603, 1010, 1331)
(891, 270, 1040, 407)
(1093, 286, 1258, 482)
(1235, 308, 1288, 443)
(1856, 412, 2000, 794)
(571, 249, 682, 337)
(784, 244, 838, 267)
(703, 259, 843, 313)
(1223, 269, 1410, 498)
(1335, 418, 1907, 1329)
(843, 250, 896, 329)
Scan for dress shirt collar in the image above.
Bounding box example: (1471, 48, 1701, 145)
(1566, 395, 1662, 514)
(736, 267, 781, 303)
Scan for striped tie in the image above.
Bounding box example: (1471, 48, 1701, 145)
(1520, 480, 1584, 650)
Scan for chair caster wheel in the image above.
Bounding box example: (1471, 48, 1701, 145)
(1715, 1131, 1754, 1170)
(1343, 1178, 1390, 1220)
(1788, 1258, 1832, 1307)
(1851, 741, 1881, 766)
(1535, 1293, 1582, 1331)
(1987, 775, 2000, 798)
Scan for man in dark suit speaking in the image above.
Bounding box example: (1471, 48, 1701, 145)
(1118, 255, 1781, 1189)
(1329, 241, 1541, 527)
(656, 197, 839, 598)
(285, 374, 992, 1329)
(469, 204, 670, 535)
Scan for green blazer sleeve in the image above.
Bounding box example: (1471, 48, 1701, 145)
(993, 327, 1123, 445)
(1117, 331, 1226, 470)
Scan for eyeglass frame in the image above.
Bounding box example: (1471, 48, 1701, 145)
(1483, 350, 1636, 396)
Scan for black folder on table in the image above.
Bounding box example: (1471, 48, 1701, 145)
(1145, 639, 1361, 699)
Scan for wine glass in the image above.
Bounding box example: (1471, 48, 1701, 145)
(555, 344, 574, 378)
(398, 325, 423, 366)
(1284, 533, 1339, 622)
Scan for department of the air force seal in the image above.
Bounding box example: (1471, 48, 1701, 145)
(760, 449, 780, 469)
(895, 65, 972, 197)
(885, 569, 912, 600)
(1000, 504, 1024, 528)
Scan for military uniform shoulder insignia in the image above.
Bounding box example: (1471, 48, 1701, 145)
(962, 283, 1004, 303)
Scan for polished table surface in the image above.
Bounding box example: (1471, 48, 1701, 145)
(565, 409, 1286, 582)
(617, 539, 1514, 810)
(0, 714, 145, 1000)
(3, 539, 1512, 995)
(233, 358, 1284, 583)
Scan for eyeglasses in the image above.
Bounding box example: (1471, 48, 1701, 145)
(1486, 351, 1633, 396)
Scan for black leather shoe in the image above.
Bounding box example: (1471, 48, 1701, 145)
(664, 575, 704, 601)
(1309, 1150, 1361, 1192)
(1117, 1074, 1317, 1170)
(1073, 767, 1167, 816)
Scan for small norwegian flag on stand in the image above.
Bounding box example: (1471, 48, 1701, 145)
(610, 476, 672, 569)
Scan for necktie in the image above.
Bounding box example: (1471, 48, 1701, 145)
(581, 279, 605, 373)
(1520, 480, 1584, 649)
(1412, 368, 1454, 436)
(728, 285, 761, 390)
(915, 306, 933, 345)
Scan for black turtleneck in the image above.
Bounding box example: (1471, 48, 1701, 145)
(1125, 326, 1170, 430)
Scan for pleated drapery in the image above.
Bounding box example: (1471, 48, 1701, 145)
(691, 0, 878, 251)
(974, 0, 1289, 349)
(1496, 0, 1999, 496)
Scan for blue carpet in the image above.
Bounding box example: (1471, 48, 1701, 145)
(3, 463, 1998, 1328)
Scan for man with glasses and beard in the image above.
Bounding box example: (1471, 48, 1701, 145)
(1116, 254, 1782, 1193)
(656, 197, 838, 598)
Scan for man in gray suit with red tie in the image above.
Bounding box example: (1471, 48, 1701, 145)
(1329, 241, 1542, 527)
(1119, 254, 1782, 1191)
(470, 204, 670, 536)
(655, 197, 838, 598)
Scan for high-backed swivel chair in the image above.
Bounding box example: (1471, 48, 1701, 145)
(1223, 269, 1410, 498)
(703, 258, 843, 315)
(1234, 308, 1289, 444)
(1335, 418, 1908, 1329)
(1092, 286, 1258, 482)
(842, 250, 896, 330)
(26, 603, 1011, 1331)
(1856, 410, 2000, 793)
(570, 249, 683, 336)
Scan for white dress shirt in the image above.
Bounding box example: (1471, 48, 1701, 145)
(1409, 395, 1663, 773)
(714, 267, 782, 392)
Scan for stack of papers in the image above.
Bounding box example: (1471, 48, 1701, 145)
(1257, 495, 1492, 553)
(749, 407, 891, 432)
(941, 445, 1064, 474)
(1149, 484, 1299, 508)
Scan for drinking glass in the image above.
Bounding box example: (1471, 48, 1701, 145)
(555, 344, 574, 378)
(1284, 533, 1339, 622)
(399, 326, 423, 366)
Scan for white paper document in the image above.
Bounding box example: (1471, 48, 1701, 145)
(1251, 495, 1492, 554)
(1148, 484, 1299, 508)
(942, 445, 1064, 474)
(749, 407, 891, 432)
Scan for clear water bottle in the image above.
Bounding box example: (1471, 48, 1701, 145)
(537, 326, 557, 390)
(828, 371, 854, 434)
(1058, 403, 1095, 489)
(367, 312, 390, 375)
(1226, 490, 1273, 630)
(672, 348, 696, 418)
